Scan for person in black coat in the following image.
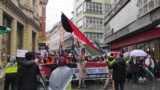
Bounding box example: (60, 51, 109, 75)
(108, 54, 126, 90)
(17, 52, 40, 90)
(129, 55, 139, 84)
(154, 59, 160, 78)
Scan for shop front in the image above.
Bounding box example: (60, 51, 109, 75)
(110, 28, 160, 60)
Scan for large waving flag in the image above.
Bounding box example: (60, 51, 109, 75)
(93, 41, 105, 54)
(71, 38, 80, 56)
(0, 26, 12, 34)
(61, 13, 99, 56)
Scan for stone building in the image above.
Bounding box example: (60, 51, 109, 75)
(0, 0, 48, 66)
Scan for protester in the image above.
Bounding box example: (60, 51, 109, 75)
(154, 59, 160, 78)
(145, 55, 155, 80)
(138, 56, 145, 82)
(129, 55, 139, 84)
(45, 54, 55, 64)
(108, 54, 126, 90)
(104, 53, 116, 89)
(77, 55, 86, 88)
(124, 56, 132, 81)
(49, 54, 72, 90)
(4, 56, 18, 90)
(17, 52, 40, 90)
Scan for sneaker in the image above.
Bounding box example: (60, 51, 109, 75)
(143, 77, 146, 81)
(139, 77, 142, 81)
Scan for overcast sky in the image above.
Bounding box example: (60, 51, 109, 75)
(46, 0, 73, 31)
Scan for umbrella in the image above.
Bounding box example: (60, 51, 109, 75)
(123, 52, 130, 56)
(130, 49, 147, 56)
(0, 26, 12, 34)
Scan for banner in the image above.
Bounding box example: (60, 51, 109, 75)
(71, 67, 108, 80)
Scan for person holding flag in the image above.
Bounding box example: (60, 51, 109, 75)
(145, 55, 155, 80)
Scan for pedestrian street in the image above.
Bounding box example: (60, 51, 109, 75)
(72, 79, 160, 90)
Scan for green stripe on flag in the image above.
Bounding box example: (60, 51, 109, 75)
(83, 44, 98, 56)
(0, 26, 12, 34)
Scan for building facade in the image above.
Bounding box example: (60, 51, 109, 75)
(73, 0, 111, 48)
(46, 21, 73, 51)
(104, 0, 160, 60)
(0, 0, 48, 66)
(46, 22, 61, 51)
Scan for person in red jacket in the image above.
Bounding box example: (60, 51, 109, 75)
(46, 55, 55, 64)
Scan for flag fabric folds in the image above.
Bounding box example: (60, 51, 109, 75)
(0, 26, 12, 34)
(71, 38, 81, 56)
(94, 42, 105, 54)
(142, 64, 154, 79)
(61, 13, 99, 55)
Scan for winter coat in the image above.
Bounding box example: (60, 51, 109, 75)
(129, 59, 140, 72)
(17, 60, 40, 90)
(109, 57, 126, 82)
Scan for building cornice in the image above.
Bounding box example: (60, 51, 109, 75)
(105, 6, 160, 44)
(104, 0, 130, 25)
(1, 0, 41, 31)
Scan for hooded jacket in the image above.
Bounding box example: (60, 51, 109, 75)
(109, 57, 126, 82)
(17, 60, 40, 90)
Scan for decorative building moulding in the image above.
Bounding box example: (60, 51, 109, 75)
(1, 0, 41, 31)
(104, 0, 131, 25)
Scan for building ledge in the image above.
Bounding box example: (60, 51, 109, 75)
(104, 0, 131, 24)
(1, 0, 41, 31)
(105, 6, 160, 44)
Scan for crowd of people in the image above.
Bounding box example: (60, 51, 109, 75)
(3, 49, 160, 90)
(104, 52, 160, 90)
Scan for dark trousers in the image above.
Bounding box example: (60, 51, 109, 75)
(4, 74, 17, 90)
(139, 68, 144, 78)
(132, 72, 138, 84)
(114, 81, 124, 90)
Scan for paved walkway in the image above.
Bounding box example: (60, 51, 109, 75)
(72, 79, 160, 90)
(1, 78, 160, 90)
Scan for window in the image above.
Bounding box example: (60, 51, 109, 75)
(17, 23, 23, 49)
(77, 19, 83, 28)
(84, 17, 103, 29)
(138, 0, 160, 17)
(105, 4, 111, 13)
(85, 32, 103, 42)
(84, 2, 103, 14)
(77, 4, 83, 15)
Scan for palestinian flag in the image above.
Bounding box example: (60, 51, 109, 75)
(0, 26, 12, 34)
(73, 39, 81, 56)
(61, 13, 99, 56)
(142, 64, 154, 79)
(94, 42, 105, 54)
